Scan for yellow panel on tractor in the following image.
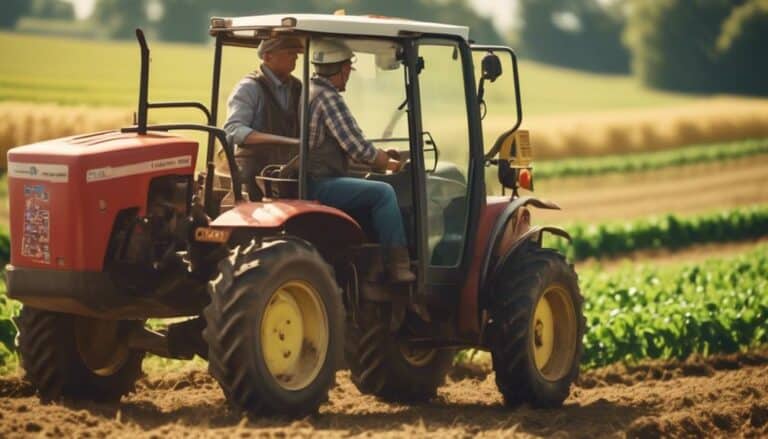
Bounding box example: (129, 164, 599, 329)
(499, 130, 533, 168)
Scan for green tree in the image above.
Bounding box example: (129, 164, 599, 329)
(519, 0, 629, 73)
(29, 0, 76, 20)
(157, 0, 208, 43)
(154, 0, 503, 44)
(425, 0, 502, 45)
(0, 0, 28, 29)
(716, 0, 768, 94)
(92, 0, 148, 40)
(624, 0, 738, 92)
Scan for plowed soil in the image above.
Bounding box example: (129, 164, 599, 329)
(1, 350, 766, 438)
(534, 155, 768, 224)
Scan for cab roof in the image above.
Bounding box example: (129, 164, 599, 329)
(210, 13, 470, 41)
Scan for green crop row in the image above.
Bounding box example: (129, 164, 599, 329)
(0, 232, 7, 271)
(549, 205, 768, 261)
(0, 281, 18, 373)
(581, 244, 768, 368)
(534, 138, 768, 180)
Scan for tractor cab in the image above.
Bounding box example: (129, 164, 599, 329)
(200, 15, 535, 308)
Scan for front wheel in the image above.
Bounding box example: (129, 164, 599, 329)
(16, 308, 144, 402)
(203, 239, 344, 417)
(487, 244, 585, 408)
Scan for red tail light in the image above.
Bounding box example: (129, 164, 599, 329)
(518, 168, 532, 190)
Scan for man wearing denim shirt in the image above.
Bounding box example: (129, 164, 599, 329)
(307, 38, 415, 284)
(223, 37, 304, 200)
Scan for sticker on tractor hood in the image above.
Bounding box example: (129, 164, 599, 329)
(8, 162, 69, 183)
(86, 155, 192, 182)
(22, 184, 52, 264)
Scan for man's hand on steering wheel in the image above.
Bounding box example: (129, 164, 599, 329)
(385, 148, 402, 161)
(386, 158, 405, 172)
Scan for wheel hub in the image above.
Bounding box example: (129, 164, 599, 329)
(531, 285, 577, 381)
(260, 280, 329, 391)
(532, 295, 555, 369)
(261, 291, 305, 375)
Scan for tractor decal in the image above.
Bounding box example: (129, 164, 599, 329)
(21, 184, 52, 264)
(86, 155, 192, 182)
(9, 162, 68, 183)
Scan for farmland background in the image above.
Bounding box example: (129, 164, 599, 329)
(0, 1, 767, 437)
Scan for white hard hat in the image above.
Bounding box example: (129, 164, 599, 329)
(311, 39, 354, 65)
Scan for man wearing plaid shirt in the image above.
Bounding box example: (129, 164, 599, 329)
(307, 39, 415, 284)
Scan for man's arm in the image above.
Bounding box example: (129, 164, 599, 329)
(223, 80, 297, 147)
(242, 131, 298, 146)
(320, 91, 398, 172)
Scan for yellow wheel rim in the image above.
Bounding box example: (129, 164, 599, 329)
(260, 280, 329, 391)
(531, 285, 577, 381)
(399, 344, 437, 367)
(74, 317, 131, 376)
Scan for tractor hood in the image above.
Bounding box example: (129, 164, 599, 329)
(6, 130, 198, 271)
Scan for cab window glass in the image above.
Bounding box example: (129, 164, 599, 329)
(418, 42, 471, 267)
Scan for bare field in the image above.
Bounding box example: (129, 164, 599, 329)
(533, 154, 768, 225)
(0, 350, 766, 438)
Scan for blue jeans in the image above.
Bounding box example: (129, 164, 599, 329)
(309, 177, 407, 247)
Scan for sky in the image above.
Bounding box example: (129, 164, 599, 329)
(64, 0, 518, 33)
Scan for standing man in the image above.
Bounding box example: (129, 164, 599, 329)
(307, 38, 415, 283)
(223, 36, 304, 200)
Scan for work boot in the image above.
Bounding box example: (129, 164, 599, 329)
(387, 246, 416, 283)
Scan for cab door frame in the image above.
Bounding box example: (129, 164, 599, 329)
(404, 36, 486, 297)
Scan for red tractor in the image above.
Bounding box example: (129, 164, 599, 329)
(5, 14, 584, 415)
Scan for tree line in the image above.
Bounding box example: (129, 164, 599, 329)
(519, 0, 767, 95)
(4, 0, 497, 46)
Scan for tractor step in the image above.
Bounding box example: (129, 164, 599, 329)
(127, 317, 207, 359)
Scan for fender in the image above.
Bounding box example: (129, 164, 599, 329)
(478, 196, 561, 290)
(458, 195, 561, 335)
(209, 200, 365, 250)
(484, 225, 572, 293)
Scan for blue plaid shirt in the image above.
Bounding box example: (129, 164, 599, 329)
(308, 76, 378, 164)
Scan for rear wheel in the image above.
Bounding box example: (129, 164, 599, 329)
(487, 244, 585, 408)
(345, 304, 454, 402)
(203, 239, 343, 417)
(16, 307, 144, 402)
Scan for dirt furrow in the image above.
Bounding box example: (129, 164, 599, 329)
(533, 155, 768, 224)
(1, 350, 766, 438)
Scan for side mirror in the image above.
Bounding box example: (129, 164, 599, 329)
(477, 51, 502, 113)
(481, 52, 502, 82)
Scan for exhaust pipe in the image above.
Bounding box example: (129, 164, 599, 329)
(135, 28, 149, 135)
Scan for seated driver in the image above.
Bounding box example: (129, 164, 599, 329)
(307, 38, 415, 283)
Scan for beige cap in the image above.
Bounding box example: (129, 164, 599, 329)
(258, 37, 304, 59)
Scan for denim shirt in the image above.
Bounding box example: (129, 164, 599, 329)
(223, 65, 293, 146)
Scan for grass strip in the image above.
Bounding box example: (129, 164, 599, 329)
(549, 205, 768, 261)
(535, 138, 768, 180)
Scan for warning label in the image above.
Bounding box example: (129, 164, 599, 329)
(21, 185, 51, 264)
